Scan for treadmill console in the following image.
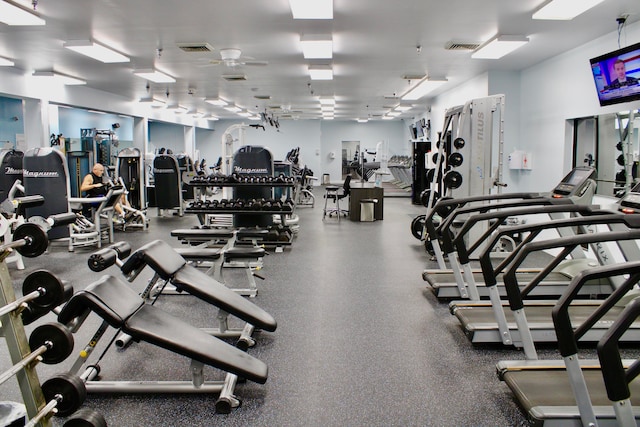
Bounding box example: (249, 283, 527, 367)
(551, 167, 596, 198)
(619, 181, 640, 213)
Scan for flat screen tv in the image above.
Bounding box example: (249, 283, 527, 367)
(590, 41, 640, 107)
(409, 124, 418, 140)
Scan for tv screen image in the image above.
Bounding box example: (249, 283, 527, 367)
(590, 41, 640, 106)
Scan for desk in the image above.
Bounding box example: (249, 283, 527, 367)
(349, 183, 384, 221)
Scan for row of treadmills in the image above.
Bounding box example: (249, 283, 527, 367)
(421, 166, 640, 427)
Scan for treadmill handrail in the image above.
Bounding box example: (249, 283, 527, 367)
(503, 223, 640, 311)
(478, 209, 624, 288)
(436, 197, 573, 245)
(435, 199, 575, 259)
(552, 261, 640, 358)
(424, 192, 544, 242)
(597, 297, 640, 402)
(452, 204, 602, 264)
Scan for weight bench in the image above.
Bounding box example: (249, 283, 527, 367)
(120, 240, 272, 326)
(174, 246, 266, 297)
(58, 274, 267, 412)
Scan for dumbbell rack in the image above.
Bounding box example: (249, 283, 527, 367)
(187, 178, 296, 249)
(0, 255, 49, 426)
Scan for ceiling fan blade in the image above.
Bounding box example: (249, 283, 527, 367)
(243, 60, 268, 66)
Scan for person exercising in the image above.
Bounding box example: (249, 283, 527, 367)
(609, 58, 639, 89)
(80, 163, 125, 219)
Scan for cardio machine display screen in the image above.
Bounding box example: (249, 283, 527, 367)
(564, 169, 592, 186)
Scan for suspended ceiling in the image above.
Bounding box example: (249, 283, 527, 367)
(0, 0, 639, 121)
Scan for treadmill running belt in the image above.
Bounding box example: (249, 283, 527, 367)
(503, 369, 640, 423)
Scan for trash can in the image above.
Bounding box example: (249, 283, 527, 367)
(360, 198, 377, 222)
(322, 174, 330, 185)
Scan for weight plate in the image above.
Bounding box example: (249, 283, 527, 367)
(63, 408, 107, 427)
(29, 322, 74, 364)
(42, 373, 87, 417)
(448, 152, 463, 167)
(420, 189, 440, 208)
(617, 154, 625, 166)
(453, 137, 465, 150)
(435, 196, 455, 218)
(411, 215, 426, 240)
(12, 222, 48, 258)
(22, 270, 65, 310)
(431, 153, 439, 164)
(616, 141, 623, 152)
(616, 170, 626, 183)
(443, 170, 463, 189)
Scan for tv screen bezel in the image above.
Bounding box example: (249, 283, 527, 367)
(589, 41, 640, 107)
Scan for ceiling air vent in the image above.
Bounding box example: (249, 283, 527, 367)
(222, 74, 247, 82)
(383, 95, 400, 100)
(176, 42, 214, 53)
(444, 41, 481, 51)
(254, 95, 271, 100)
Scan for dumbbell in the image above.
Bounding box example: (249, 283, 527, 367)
(453, 137, 465, 150)
(0, 322, 74, 386)
(419, 189, 439, 208)
(0, 270, 70, 323)
(1, 212, 76, 258)
(26, 370, 107, 425)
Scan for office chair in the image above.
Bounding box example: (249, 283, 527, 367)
(323, 175, 351, 221)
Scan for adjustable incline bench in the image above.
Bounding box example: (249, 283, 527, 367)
(89, 239, 276, 349)
(171, 227, 269, 296)
(58, 274, 268, 413)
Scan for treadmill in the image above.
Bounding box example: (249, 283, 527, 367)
(453, 217, 640, 351)
(498, 261, 640, 426)
(424, 167, 599, 300)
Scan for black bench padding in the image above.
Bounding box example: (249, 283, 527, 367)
(58, 275, 268, 384)
(124, 240, 276, 332)
(175, 247, 222, 261)
(172, 264, 277, 332)
(224, 247, 266, 260)
(171, 228, 235, 240)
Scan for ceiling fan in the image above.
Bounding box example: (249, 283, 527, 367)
(205, 48, 268, 67)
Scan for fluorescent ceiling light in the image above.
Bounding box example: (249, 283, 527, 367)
(205, 98, 228, 106)
(382, 116, 394, 120)
(224, 105, 242, 113)
(321, 105, 334, 112)
(394, 105, 412, 111)
(323, 116, 334, 120)
(133, 68, 175, 83)
(401, 78, 447, 101)
(0, 56, 14, 66)
(248, 115, 261, 120)
(471, 35, 529, 59)
(300, 34, 333, 59)
(32, 70, 86, 85)
(64, 40, 129, 63)
(319, 96, 335, 105)
(309, 65, 333, 80)
(139, 97, 165, 107)
(238, 112, 252, 117)
(289, 0, 333, 19)
(207, 115, 219, 121)
(356, 118, 369, 123)
(532, 0, 605, 20)
(387, 112, 401, 117)
(0, 1, 45, 26)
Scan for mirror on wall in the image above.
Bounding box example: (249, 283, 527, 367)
(571, 109, 639, 197)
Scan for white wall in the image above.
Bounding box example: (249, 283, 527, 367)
(517, 20, 640, 192)
(197, 119, 405, 184)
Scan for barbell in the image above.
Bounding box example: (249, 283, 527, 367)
(26, 372, 107, 426)
(0, 212, 77, 258)
(0, 322, 74, 386)
(0, 270, 69, 319)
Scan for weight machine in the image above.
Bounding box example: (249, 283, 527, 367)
(418, 94, 507, 250)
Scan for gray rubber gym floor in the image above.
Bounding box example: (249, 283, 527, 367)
(2, 190, 577, 426)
